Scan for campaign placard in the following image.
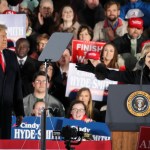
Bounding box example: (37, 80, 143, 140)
(62, 118, 111, 141)
(65, 63, 118, 101)
(11, 116, 63, 140)
(11, 116, 111, 141)
(72, 40, 106, 63)
(0, 14, 26, 46)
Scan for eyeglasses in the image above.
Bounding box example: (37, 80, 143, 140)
(71, 108, 85, 113)
(35, 80, 47, 84)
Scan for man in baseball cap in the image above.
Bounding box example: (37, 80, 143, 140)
(128, 17, 143, 30)
(111, 17, 149, 70)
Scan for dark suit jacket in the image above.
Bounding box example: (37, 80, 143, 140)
(52, 62, 71, 112)
(0, 49, 24, 139)
(19, 56, 40, 97)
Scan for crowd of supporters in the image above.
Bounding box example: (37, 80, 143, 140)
(1, 0, 150, 126)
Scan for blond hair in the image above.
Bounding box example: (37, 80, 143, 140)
(140, 43, 150, 59)
(76, 87, 93, 119)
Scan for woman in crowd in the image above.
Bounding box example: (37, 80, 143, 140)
(32, 100, 47, 117)
(77, 24, 93, 41)
(67, 100, 92, 123)
(100, 43, 125, 70)
(80, 43, 125, 71)
(76, 87, 101, 122)
(55, 5, 80, 38)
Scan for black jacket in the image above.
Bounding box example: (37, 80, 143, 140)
(112, 33, 148, 54)
(105, 66, 150, 84)
(19, 56, 40, 97)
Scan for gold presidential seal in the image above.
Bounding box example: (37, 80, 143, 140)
(127, 91, 150, 117)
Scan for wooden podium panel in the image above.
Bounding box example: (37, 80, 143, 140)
(112, 132, 139, 150)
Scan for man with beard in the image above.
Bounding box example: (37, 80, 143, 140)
(93, 1, 127, 42)
(111, 17, 149, 70)
(33, 0, 55, 36)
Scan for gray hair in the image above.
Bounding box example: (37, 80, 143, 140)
(0, 24, 7, 32)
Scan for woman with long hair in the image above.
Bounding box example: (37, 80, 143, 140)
(76, 87, 101, 122)
(55, 5, 80, 38)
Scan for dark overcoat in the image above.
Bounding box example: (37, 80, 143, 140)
(0, 49, 24, 139)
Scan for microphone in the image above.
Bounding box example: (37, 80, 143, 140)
(138, 56, 146, 68)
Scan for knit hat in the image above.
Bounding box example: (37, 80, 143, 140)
(20, 0, 39, 12)
(128, 17, 143, 29)
(125, 9, 144, 19)
(85, 51, 100, 60)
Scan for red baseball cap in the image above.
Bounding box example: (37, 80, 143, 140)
(85, 51, 100, 60)
(128, 17, 143, 29)
(3, 10, 17, 14)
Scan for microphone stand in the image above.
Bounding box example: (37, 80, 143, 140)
(140, 65, 144, 91)
(40, 59, 52, 150)
(40, 108, 47, 150)
(140, 64, 145, 91)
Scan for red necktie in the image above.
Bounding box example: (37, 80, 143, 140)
(0, 52, 5, 72)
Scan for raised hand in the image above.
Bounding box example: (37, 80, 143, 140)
(95, 63, 108, 80)
(76, 60, 95, 73)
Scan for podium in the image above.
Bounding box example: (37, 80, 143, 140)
(106, 85, 150, 150)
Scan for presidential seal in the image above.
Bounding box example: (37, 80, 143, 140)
(127, 91, 150, 117)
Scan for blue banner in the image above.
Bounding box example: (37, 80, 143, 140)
(11, 116, 111, 141)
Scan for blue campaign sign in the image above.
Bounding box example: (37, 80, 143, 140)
(11, 117, 111, 141)
(62, 118, 111, 141)
(11, 116, 63, 140)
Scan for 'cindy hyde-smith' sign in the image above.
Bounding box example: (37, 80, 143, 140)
(65, 63, 117, 101)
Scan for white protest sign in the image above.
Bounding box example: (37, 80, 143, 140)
(0, 14, 26, 45)
(66, 63, 118, 101)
